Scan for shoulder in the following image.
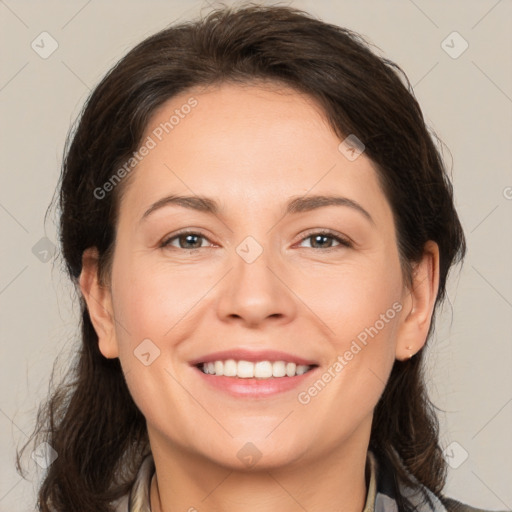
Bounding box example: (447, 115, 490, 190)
(110, 493, 129, 512)
(109, 453, 155, 512)
(440, 496, 511, 512)
(370, 449, 509, 512)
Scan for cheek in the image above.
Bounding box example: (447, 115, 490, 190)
(298, 308, 400, 435)
(111, 255, 206, 344)
(303, 251, 403, 345)
(108, 258, 196, 424)
(296, 254, 402, 412)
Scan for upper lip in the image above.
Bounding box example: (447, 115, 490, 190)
(189, 349, 318, 366)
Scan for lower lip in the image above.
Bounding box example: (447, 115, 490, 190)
(192, 366, 318, 398)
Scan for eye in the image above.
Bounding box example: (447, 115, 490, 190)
(297, 230, 352, 250)
(160, 229, 352, 252)
(160, 231, 212, 250)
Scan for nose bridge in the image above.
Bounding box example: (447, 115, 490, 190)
(216, 232, 296, 325)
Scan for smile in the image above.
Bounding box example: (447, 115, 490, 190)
(198, 359, 317, 379)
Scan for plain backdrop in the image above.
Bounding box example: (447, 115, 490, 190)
(1, 0, 511, 510)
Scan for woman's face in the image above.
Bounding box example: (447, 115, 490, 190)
(88, 82, 424, 470)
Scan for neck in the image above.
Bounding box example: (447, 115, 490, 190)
(148, 428, 371, 512)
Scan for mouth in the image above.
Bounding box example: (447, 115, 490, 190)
(190, 354, 320, 398)
(194, 360, 318, 379)
(188, 349, 320, 397)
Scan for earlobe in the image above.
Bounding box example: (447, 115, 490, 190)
(395, 241, 440, 361)
(79, 247, 119, 359)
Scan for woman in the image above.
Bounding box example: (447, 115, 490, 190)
(17, 4, 504, 512)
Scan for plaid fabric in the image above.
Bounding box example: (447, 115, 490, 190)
(111, 450, 496, 512)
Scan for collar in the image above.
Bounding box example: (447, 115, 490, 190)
(112, 449, 449, 512)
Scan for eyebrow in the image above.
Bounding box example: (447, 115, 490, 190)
(140, 194, 375, 225)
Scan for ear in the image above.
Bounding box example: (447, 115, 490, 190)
(79, 247, 119, 359)
(395, 240, 440, 361)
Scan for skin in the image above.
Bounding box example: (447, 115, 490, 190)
(80, 82, 439, 512)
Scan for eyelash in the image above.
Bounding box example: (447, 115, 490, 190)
(159, 229, 353, 252)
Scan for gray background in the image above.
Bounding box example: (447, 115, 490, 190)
(1, 0, 511, 510)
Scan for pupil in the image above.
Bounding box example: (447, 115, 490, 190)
(182, 234, 201, 248)
(313, 235, 330, 248)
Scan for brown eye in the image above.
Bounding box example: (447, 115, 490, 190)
(161, 231, 210, 250)
(298, 231, 352, 250)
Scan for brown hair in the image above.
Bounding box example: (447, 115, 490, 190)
(17, 3, 466, 510)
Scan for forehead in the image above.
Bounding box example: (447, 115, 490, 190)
(118, 82, 388, 223)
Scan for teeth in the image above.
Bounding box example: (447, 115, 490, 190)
(200, 359, 313, 378)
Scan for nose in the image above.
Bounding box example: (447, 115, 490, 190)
(216, 239, 297, 328)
